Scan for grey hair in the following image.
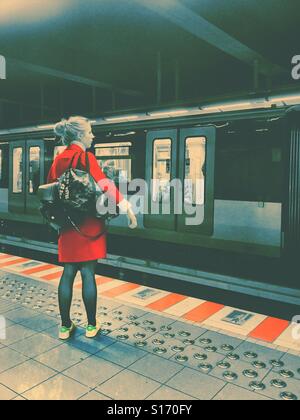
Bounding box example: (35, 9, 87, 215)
(54, 116, 90, 145)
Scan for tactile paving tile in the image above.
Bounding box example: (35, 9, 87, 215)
(0, 275, 58, 319)
(233, 341, 285, 365)
(168, 344, 226, 371)
(156, 320, 207, 342)
(1, 274, 54, 307)
(107, 317, 161, 347)
(91, 297, 123, 312)
(137, 312, 176, 330)
(143, 332, 192, 360)
(100, 319, 130, 337)
(118, 325, 162, 351)
(254, 371, 300, 400)
(194, 330, 244, 355)
(106, 305, 147, 320)
(271, 353, 300, 381)
(209, 358, 271, 390)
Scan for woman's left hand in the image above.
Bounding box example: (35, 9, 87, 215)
(118, 199, 138, 229)
(127, 208, 138, 229)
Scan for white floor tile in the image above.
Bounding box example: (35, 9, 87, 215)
(164, 297, 205, 316)
(0, 256, 27, 264)
(97, 279, 126, 292)
(274, 324, 300, 352)
(34, 268, 63, 277)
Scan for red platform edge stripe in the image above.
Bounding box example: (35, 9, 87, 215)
(183, 301, 225, 322)
(147, 294, 187, 311)
(0, 257, 29, 268)
(248, 317, 290, 343)
(21, 264, 59, 275)
(102, 283, 140, 298)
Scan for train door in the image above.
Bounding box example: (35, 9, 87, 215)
(144, 129, 177, 230)
(9, 140, 44, 216)
(9, 141, 26, 214)
(145, 126, 215, 235)
(177, 127, 216, 235)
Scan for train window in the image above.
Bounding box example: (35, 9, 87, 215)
(95, 142, 132, 185)
(96, 142, 131, 157)
(0, 144, 8, 188)
(215, 127, 284, 202)
(184, 137, 206, 205)
(54, 146, 67, 158)
(152, 138, 172, 202)
(13, 147, 23, 193)
(28, 147, 41, 194)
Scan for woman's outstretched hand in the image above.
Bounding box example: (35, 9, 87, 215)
(118, 199, 138, 229)
(127, 207, 138, 229)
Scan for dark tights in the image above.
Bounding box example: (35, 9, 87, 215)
(58, 260, 98, 328)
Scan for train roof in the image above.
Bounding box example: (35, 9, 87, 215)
(0, 92, 299, 139)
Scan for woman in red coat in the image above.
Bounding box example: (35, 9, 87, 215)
(47, 116, 137, 340)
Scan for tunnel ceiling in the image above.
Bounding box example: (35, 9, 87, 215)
(0, 0, 299, 129)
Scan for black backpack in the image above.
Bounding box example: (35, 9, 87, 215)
(38, 152, 118, 238)
(58, 152, 101, 213)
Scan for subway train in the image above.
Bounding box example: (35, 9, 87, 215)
(0, 94, 300, 305)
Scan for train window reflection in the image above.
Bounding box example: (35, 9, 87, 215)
(29, 147, 41, 194)
(152, 138, 172, 203)
(95, 142, 132, 186)
(96, 142, 131, 157)
(184, 137, 206, 205)
(13, 148, 23, 193)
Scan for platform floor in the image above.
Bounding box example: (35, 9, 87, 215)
(0, 252, 299, 400)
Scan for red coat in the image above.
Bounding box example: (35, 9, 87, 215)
(47, 143, 123, 263)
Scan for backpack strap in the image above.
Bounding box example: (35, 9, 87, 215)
(69, 151, 91, 173)
(69, 152, 81, 169)
(67, 215, 107, 240)
(85, 152, 90, 173)
(62, 207, 107, 240)
(64, 151, 102, 239)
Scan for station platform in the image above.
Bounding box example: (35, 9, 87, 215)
(0, 252, 299, 401)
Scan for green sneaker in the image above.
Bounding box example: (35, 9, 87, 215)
(85, 322, 101, 338)
(59, 322, 76, 340)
